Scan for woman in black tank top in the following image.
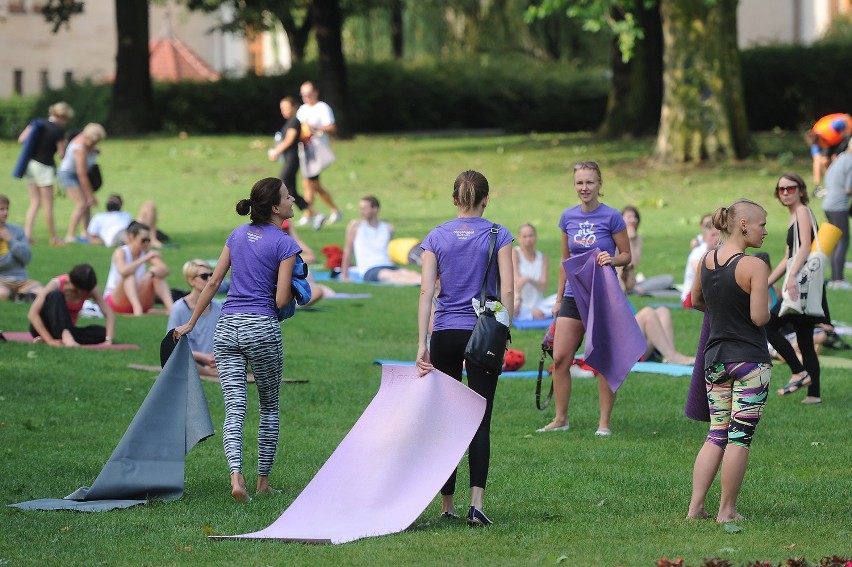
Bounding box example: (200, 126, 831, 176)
(765, 172, 824, 405)
(687, 199, 771, 524)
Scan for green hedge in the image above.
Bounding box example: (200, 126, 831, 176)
(1, 40, 848, 138)
(740, 41, 852, 131)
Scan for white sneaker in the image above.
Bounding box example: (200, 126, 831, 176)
(328, 211, 344, 225)
(297, 215, 311, 226)
(312, 213, 327, 231)
(829, 280, 852, 290)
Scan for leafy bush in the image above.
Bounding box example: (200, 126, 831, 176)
(741, 41, 852, 131)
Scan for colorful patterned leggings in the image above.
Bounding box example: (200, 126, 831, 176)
(705, 362, 771, 449)
(214, 313, 283, 476)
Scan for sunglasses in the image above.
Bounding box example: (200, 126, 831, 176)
(776, 185, 798, 195)
(573, 161, 600, 170)
(140, 237, 151, 244)
(197, 273, 212, 281)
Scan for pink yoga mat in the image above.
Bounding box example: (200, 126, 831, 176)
(2, 332, 139, 350)
(212, 364, 486, 544)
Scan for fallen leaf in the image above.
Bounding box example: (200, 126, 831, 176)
(598, 499, 606, 507)
(783, 543, 797, 549)
(556, 555, 569, 563)
(202, 525, 220, 536)
(723, 523, 742, 533)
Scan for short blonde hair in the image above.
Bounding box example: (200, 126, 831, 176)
(82, 123, 106, 144)
(182, 259, 212, 284)
(49, 101, 74, 120)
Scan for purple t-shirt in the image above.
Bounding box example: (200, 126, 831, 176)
(222, 223, 301, 318)
(421, 217, 514, 331)
(558, 203, 626, 298)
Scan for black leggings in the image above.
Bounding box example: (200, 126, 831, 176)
(279, 158, 309, 211)
(29, 290, 105, 344)
(764, 303, 820, 397)
(429, 329, 498, 495)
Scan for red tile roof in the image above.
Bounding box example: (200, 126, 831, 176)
(149, 36, 219, 82)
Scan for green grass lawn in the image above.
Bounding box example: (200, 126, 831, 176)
(1, 132, 849, 566)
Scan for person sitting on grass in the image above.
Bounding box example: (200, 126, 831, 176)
(103, 221, 173, 315)
(28, 263, 115, 347)
(168, 259, 222, 379)
(0, 194, 42, 302)
(87, 193, 164, 248)
(512, 223, 551, 320)
(635, 305, 695, 365)
(340, 195, 421, 285)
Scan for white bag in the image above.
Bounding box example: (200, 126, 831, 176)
(779, 208, 826, 318)
(298, 138, 335, 178)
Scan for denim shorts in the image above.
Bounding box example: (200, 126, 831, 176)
(58, 169, 79, 189)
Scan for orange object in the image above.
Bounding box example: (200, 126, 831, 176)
(811, 113, 851, 148)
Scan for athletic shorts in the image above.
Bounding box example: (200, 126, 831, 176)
(0, 276, 41, 296)
(363, 265, 397, 282)
(556, 296, 581, 320)
(105, 294, 148, 315)
(24, 160, 55, 187)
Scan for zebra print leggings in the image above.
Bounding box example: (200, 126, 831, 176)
(214, 313, 284, 476)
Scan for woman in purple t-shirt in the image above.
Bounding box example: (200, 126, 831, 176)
(174, 178, 300, 504)
(537, 161, 631, 436)
(416, 170, 514, 527)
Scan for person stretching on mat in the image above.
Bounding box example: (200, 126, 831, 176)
(687, 198, 771, 523)
(174, 178, 301, 503)
(103, 221, 173, 315)
(28, 263, 115, 347)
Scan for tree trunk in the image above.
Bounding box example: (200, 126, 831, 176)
(311, 0, 351, 139)
(598, 4, 663, 138)
(391, 0, 403, 59)
(109, 0, 158, 134)
(653, 0, 751, 162)
(276, 6, 313, 64)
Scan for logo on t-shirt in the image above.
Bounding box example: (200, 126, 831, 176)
(247, 228, 263, 243)
(573, 221, 597, 247)
(453, 223, 475, 240)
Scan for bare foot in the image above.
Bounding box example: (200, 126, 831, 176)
(61, 330, 80, 347)
(230, 473, 250, 503)
(666, 353, 696, 365)
(686, 509, 712, 520)
(717, 512, 745, 523)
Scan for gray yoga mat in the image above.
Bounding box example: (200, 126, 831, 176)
(9, 334, 214, 511)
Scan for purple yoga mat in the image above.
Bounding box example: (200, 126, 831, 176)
(563, 249, 646, 393)
(212, 364, 486, 544)
(684, 312, 711, 422)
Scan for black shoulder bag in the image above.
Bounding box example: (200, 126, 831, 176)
(463, 224, 510, 376)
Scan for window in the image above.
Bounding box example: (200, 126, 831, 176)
(40, 69, 49, 92)
(14, 69, 23, 95)
(64, 70, 73, 86)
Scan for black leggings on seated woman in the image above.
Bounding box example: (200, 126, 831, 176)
(29, 290, 105, 344)
(429, 329, 498, 495)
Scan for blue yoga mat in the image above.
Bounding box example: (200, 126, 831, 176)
(12, 119, 44, 178)
(512, 318, 554, 330)
(372, 360, 547, 379)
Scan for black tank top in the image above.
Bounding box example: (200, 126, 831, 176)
(700, 250, 771, 368)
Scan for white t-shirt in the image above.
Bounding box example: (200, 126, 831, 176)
(681, 242, 708, 302)
(296, 101, 335, 149)
(88, 211, 132, 246)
